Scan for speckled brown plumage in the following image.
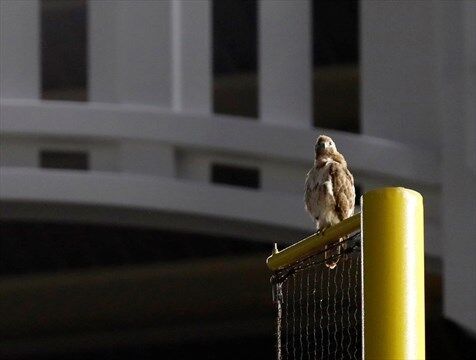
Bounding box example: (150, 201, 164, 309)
(304, 135, 355, 268)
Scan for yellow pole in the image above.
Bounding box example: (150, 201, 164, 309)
(362, 187, 425, 360)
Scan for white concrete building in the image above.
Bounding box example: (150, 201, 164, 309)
(1, 0, 475, 354)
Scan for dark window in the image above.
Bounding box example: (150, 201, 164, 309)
(41, 0, 87, 101)
(312, 0, 360, 133)
(213, 0, 258, 118)
(211, 163, 260, 189)
(40, 150, 89, 170)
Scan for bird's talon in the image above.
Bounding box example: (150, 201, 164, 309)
(317, 226, 330, 236)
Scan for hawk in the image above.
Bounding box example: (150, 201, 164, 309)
(304, 135, 355, 268)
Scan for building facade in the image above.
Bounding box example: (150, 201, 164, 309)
(1, 0, 475, 356)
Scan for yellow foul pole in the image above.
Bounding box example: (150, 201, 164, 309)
(362, 187, 425, 359)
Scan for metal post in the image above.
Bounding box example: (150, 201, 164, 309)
(362, 187, 425, 359)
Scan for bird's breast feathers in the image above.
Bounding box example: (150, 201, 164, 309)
(306, 161, 332, 188)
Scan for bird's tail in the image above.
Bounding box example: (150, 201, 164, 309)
(324, 237, 346, 269)
(324, 243, 339, 269)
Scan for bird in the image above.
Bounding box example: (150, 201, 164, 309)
(304, 135, 355, 269)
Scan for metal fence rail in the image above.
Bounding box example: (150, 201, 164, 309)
(268, 187, 426, 360)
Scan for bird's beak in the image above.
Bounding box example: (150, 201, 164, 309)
(315, 143, 325, 152)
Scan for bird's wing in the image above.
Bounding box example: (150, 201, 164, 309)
(304, 170, 312, 205)
(304, 167, 320, 219)
(329, 163, 355, 220)
(304, 170, 314, 213)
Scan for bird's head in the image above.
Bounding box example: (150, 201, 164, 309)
(314, 135, 337, 157)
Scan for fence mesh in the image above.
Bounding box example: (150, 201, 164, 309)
(271, 233, 362, 360)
